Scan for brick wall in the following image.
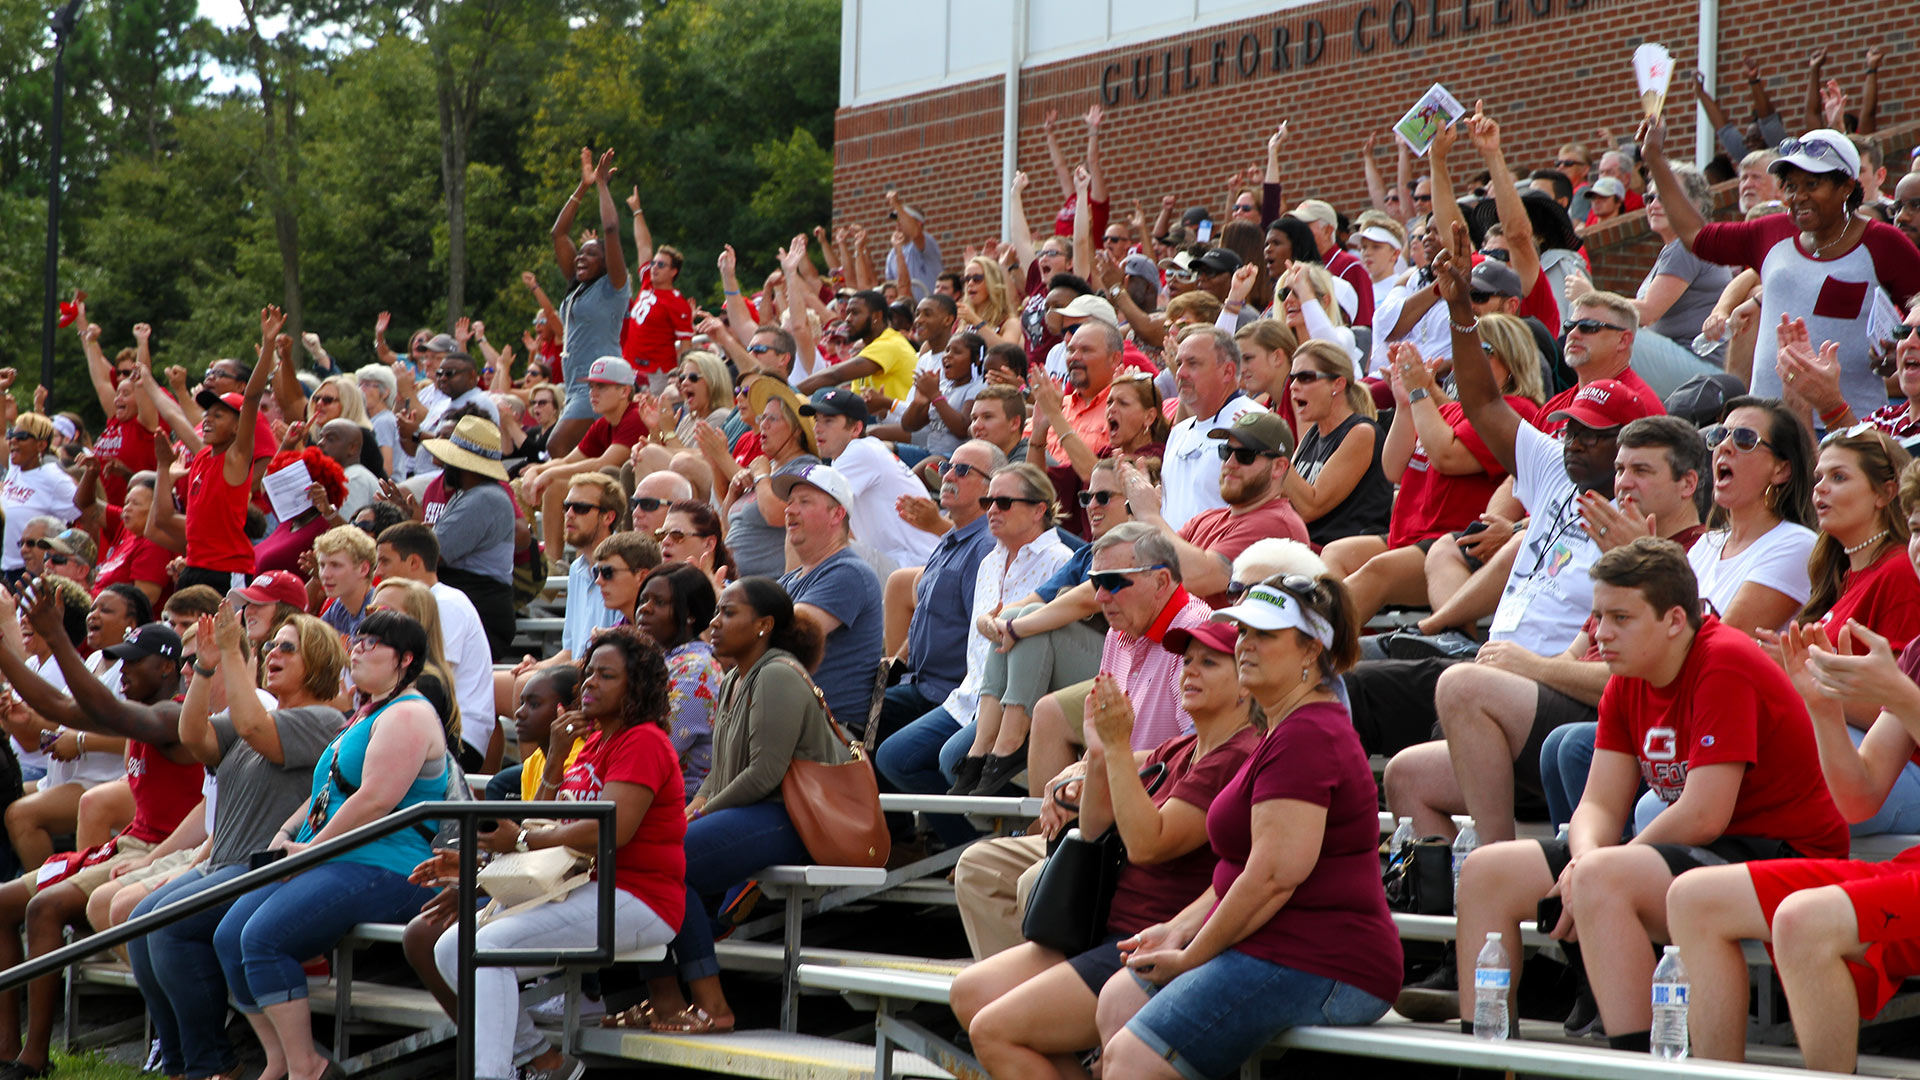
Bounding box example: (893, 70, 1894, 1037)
(834, 0, 1916, 273)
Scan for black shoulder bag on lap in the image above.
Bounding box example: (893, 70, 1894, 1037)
(1021, 762, 1168, 955)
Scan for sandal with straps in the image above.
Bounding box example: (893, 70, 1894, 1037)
(649, 1005, 735, 1035)
(600, 1002, 657, 1029)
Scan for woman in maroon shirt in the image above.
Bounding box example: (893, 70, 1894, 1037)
(1097, 574, 1400, 1080)
(950, 622, 1260, 1076)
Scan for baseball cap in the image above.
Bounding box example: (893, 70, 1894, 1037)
(1288, 199, 1338, 229)
(1770, 129, 1860, 180)
(1180, 206, 1212, 227)
(586, 355, 636, 386)
(1664, 372, 1747, 427)
(40, 528, 97, 563)
(103, 622, 184, 665)
(769, 463, 854, 510)
(1547, 379, 1657, 431)
(1121, 253, 1159, 285)
(424, 333, 460, 354)
(1058, 294, 1119, 323)
(1154, 224, 1190, 247)
(1193, 248, 1242, 275)
(1208, 411, 1295, 457)
(1470, 259, 1525, 299)
(234, 570, 310, 611)
(1161, 621, 1241, 658)
(194, 388, 245, 413)
(1587, 176, 1628, 200)
(1157, 251, 1195, 272)
(799, 387, 871, 426)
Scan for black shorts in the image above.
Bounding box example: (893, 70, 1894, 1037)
(1416, 533, 1486, 573)
(1538, 834, 1802, 880)
(1065, 933, 1129, 994)
(1344, 658, 1463, 759)
(1515, 686, 1598, 811)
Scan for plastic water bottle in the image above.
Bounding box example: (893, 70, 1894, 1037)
(1651, 945, 1689, 1059)
(1388, 816, 1415, 866)
(1451, 820, 1480, 909)
(1688, 330, 1722, 357)
(1473, 932, 1511, 1041)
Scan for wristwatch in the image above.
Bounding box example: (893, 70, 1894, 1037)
(515, 826, 532, 853)
(1106, 285, 1123, 298)
(1408, 387, 1430, 403)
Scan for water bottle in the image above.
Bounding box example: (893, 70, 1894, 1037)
(1451, 820, 1480, 909)
(1651, 945, 1689, 1059)
(1388, 816, 1415, 867)
(1688, 330, 1722, 357)
(1473, 932, 1511, 1041)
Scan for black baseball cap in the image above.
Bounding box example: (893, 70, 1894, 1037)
(103, 623, 183, 665)
(799, 387, 871, 426)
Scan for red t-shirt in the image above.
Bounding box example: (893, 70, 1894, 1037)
(1107, 727, 1261, 936)
(1819, 547, 1920, 655)
(1537, 366, 1663, 436)
(1205, 700, 1402, 1003)
(620, 268, 694, 375)
(94, 507, 174, 603)
(1516, 266, 1562, 333)
(577, 401, 649, 460)
(1594, 617, 1849, 858)
(1388, 397, 1542, 547)
(1051, 194, 1110, 240)
(560, 724, 687, 929)
(94, 417, 157, 508)
(1179, 498, 1311, 607)
(184, 448, 255, 574)
(124, 738, 206, 845)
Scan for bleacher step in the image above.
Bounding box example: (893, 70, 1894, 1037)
(575, 1026, 950, 1078)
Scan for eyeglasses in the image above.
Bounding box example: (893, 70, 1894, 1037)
(962, 273, 985, 284)
(978, 495, 1045, 511)
(1088, 564, 1167, 593)
(1564, 318, 1628, 335)
(1562, 424, 1613, 448)
(312, 395, 339, 406)
(630, 496, 666, 514)
(349, 634, 391, 653)
(1165, 270, 1197, 284)
(1076, 489, 1123, 507)
(1218, 445, 1280, 465)
(1777, 136, 1851, 170)
(1703, 424, 1778, 454)
(940, 461, 980, 479)
(562, 500, 605, 516)
(591, 564, 630, 582)
(1288, 369, 1340, 384)
(267, 640, 298, 655)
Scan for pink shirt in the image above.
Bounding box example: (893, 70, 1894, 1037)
(1099, 587, 1212, 749)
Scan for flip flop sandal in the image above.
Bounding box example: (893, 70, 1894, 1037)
(649, 1005, 735, 1035)
(600, 1002, 657, 1029)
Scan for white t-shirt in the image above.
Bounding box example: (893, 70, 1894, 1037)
(430, 580, 497, 753)
(830, 437, 938, 570)
(1, 462, 77, 572)
(1488, 424, 1601, 657)
(12, 653, 65, 774)
(1160, 393, 1269, 531)
(1687, 521, 1816, 631)
(41, 654, 128, 789)
(409, 387, 501, 477)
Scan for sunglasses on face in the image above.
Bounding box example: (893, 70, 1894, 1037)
(656, 527, 706, 545)
(1088, 564, 1166, 593)
(47, 554, 71, 567)
(1077, 489, 1123, 507)
(355, 521, 378, 535)
(267, 640, 298, 655)
(1412, 193, 1433, 204)
(1104, 235, 1130, 245)
(1555, 158, 1584, 168)
(631, 496, 666, 514)
(746, 344, 776, 354)
(6, 430, 41, 441)
(591, 564, 630, 582)
(1288, 369, 1339, 385)
(312, 394, 339, 406)
(1564, 318, 1628, 335)
(679, 371, 703, 383)
(562, 500, 605, 516)
(962, 273, 986, 285)
(1233, 203, 1258, 214)
(1468, 290, 1498, 304)
(1480, 248, 1511, 263)
(1887, 324, 1918, 341)
(978, 495, 1045, 511)
(941, 461, 980, 479)
(1703, 424, 1777, 454)
(1165, 270, 1197, 283)
(1218, 445, 1279, 465)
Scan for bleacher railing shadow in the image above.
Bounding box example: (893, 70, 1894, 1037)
(0, 799, 615, 1080)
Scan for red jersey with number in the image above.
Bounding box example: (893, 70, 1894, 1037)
(620, 268, 694, 375)
(94, 418, 157, 508)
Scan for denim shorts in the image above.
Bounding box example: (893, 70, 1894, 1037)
(1126, 950, 1391, 1080)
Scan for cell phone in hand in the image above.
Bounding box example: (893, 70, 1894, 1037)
(1459, 521, 1491, 538)
(249, 849, 288, 871)
(1195, 220, 1213, 243)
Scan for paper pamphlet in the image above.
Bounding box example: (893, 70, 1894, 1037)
(262, 459, 314, 523)
(1394, 83, 1467, 158)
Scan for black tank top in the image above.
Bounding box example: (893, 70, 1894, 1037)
(1293, 414, 1394, 547)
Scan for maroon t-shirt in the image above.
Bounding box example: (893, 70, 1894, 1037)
(1107, 727, 1261, 936)
(1205, 701, 1402, 1003)
(578, 401, 649, 459)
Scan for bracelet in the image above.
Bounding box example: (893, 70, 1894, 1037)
(1224, 300, 1245, 313)
(192, 661, 218, 678)
(1448, 316, 1480, 334)
(931, 395, 947, 407)
(1004, 619, 1022, 644)
(1820, 402, 1851, 427)
(77, 732, 86, 753)
(724, 289, 740, 297)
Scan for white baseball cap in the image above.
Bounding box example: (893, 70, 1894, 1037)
(770, 464, 854, 510)
(1771, 129, 1861, 180)
(586, 355, 636, 386)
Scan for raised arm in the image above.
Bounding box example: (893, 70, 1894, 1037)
(177, 614, 222, 766)
(1083, 104, 1107, 203)
(144, 435, 186, 555)
(1042, 108, 1073, 200)
(1435, 231, 1522, 476)
(1466, 103, 1540, 297)
(1801, 47, 1827, 132)
(589, 149, 626, 293)
(1427, 121, 1470, 257)
(28, 588, 178, 747)
(1394, 140, 1414, 223)
(1071, 165, 1093, 281)
(1861, 46, 1884, 134)
(625, 186, 653, 271)
(1637, 116, 1706, 247)
(521, 272, 562, 334)
(212, 604, 287, 763)
(77, 306, 116, 417)
(372, 310, 397, 368)
(229, 306, 281, 486)
(272, 333, 306, 424)
(550, 152, 590, 279)
(1007, 171, 1036, 274)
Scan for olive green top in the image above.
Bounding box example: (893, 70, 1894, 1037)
(698, 648, 849, 811)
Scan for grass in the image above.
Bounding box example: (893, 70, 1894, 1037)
(43, 1050, 147, 1079)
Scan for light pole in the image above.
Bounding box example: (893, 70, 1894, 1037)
(41, 0, 84, 395)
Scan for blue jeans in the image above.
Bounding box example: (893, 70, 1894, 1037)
(1847, 726, 1920, 835)
(214, 861, 434, 1011)
(1539, 722, 1663, 835)
(651, 802, 809, 982)
(1128, 951, 1392, 1080)
(873, 705, 976, 846)
(129, 863, 252, 1078)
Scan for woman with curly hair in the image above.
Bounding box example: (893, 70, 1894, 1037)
(957, 256, 1023, 349)
(415, 624, 685, 1080)
(253, 446, 349, 575)
(623, 577, 844, 1034)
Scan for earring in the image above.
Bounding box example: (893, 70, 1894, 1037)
(758, 629, 766, 637)
(1300, 666, 1310, 684)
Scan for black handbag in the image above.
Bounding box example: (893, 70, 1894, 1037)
(1021, 763, 1168, 955)
(1384, 836, 1454, 915)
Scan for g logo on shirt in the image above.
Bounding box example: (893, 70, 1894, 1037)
(1642, 726, 1678, 763)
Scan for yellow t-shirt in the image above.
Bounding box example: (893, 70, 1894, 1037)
(854, 328, 918, 406)
(519, 739, 586, 801)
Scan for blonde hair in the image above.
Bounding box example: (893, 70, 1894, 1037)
(679, 350, 733, 415)
(280, 613, 349, 703)
(1164, 290, 1223, 325)
(1295, 340, 1375, 419)
(1475, 314, 1547, 405)
(1235, 317, 1299, 360)
(316, 375, 370, 426)
(1573, 290, 1640, 331)
(12, 413, 53, 442)
(966, 257, 1017, 329)
(1301, 264, 1346, 326)
(313, 523, 376, 569)
(368, 577, 461, 741)
(1353, 210, 1408, 250)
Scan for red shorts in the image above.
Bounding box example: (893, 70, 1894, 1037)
(1748, 850, 1920, 1018)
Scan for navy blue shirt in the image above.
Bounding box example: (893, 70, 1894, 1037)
(781, 546, 884, 731)
(904, 515, 996, 700)
(1035, 544, 1096, 603)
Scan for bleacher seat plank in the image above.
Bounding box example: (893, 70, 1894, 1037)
(574, 1026, 952, 1079)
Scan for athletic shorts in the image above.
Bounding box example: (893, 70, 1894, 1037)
(1415, 533, 1486, 573)
(1516, 685, 1598, 810)
(1748, 850, 1920, 1019)
(21, 835, 155, 898)
(1539, 834, 1799, 881)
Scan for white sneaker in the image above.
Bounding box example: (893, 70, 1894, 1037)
(528, 990, 605, 1023)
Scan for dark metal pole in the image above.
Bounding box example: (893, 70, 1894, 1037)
(456, 816, 478, 1080)
(41, 0, 84, 394)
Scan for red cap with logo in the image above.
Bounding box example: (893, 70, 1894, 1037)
(1546, 379, 1657, 431)
(235, 570, 310, 611)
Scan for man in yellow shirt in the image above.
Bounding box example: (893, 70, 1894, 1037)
(798, 289, 917, 409)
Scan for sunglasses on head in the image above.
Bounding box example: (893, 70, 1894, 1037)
(1088, 564, 1166, 593)
(1076, 489, 1123, 507)
(1703, 424, 1777, 454)
(1564, 317, 1627, 335)
(1777, 136, 1850, 169)
(562, 500, 605, 516)
(978, 495, 1045, 511)
(631, 496, 666, 513)
(1218, 444, 1279, 465)
(1820, 421, 1879, 448)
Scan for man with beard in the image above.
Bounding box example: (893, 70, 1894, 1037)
(799, 290, 917, 412)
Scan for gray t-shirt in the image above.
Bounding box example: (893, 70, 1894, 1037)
(559, 274, 633, 394)
(208, 705, 347, 868)
(435, 481, 516, 583)
(725, 454, 820, 579)
(1642, 239, 1733, 348)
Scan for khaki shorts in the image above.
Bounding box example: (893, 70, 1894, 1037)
(112, 847, 199, 891)
(1055, 678, 1096, 739)
(21, 835, 155, 898)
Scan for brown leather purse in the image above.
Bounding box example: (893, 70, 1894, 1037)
(769, 658, 891, 868)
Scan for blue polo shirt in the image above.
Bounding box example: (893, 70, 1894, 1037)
(903, 515, 996, 700)
(780, 547, 884, 730)
(563, 552, 619, 658)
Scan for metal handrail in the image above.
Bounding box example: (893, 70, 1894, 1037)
(0, 799, 616, 1080)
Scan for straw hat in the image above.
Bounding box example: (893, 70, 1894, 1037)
(743, 375, 817, 458)
(423, 415, 509, 482)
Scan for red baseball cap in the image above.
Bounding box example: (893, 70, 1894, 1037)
(195, 389, 245, 414)
(234, 570, 309, 611)
(1546, 379, 1656, 432)
(1161, 621, 1241, 658)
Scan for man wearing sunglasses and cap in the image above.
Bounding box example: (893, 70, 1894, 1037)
(1642, 117, 1920, 422)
